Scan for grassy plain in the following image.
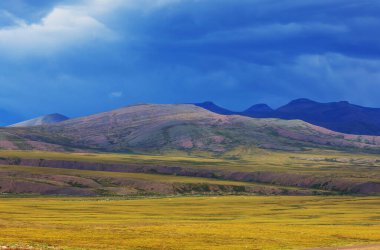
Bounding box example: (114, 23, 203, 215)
(0, 149, 379, 182)
(0, 196, 379, 250)
(0, 150, 379, 249)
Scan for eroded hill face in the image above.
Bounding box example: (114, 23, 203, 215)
(1, 104, 380, 153)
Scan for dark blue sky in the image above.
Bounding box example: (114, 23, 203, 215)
(1, 0, 380, 124)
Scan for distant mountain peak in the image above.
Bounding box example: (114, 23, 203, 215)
(9, 113, 69, 127)
(199, 101, 215, 105)
(183, 99, 380, 136)
(49, 113, 67, 117)
(277, 98, 320, 113)
(333, 100, 352, 107)
(288, 98, 318, 105)
(194, 101, 236, 115)
(244, 104, 273, 113)
(338, 101, 350, 104)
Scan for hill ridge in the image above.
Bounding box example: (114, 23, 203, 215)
(1, 103, 380, 153)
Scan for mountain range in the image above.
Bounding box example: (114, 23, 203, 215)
(196, 99, 380, 136)
(4, 99, 380, 137)
(1, 103, 380, 153)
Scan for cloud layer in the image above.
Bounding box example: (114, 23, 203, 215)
(0, 0, 380, 123)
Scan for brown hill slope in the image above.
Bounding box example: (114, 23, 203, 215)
(2, 104, 380, 153)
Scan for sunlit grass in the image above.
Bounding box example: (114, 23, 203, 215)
(0, 150, 379, 249)
(0, 196, 379, 250)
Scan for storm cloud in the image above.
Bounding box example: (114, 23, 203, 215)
(0, 0, 380, 123)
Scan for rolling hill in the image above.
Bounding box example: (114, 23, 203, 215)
(1, 104, 380, 153)
(9, 113, 69, 127)
(0, 105, 379, 197)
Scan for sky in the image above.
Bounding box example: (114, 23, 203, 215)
(1, 0, 380, 124)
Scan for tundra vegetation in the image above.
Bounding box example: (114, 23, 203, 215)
(0, 149, 379, 249)
(0, 196, 379, 250)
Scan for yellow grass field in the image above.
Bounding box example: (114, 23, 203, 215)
(0, 196, 379, 250)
